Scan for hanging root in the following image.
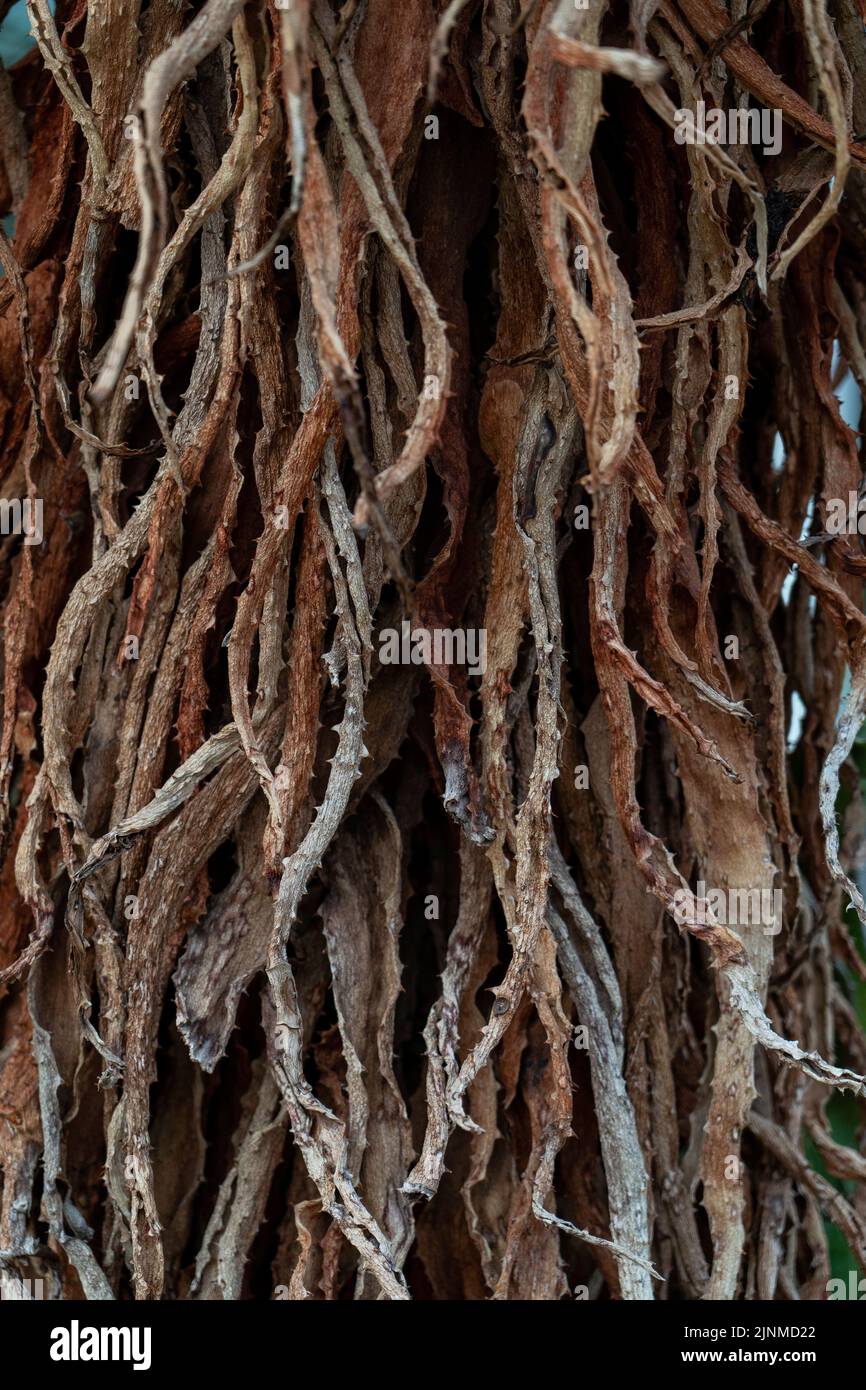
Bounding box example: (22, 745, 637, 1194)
(2, 0, 866, 1305)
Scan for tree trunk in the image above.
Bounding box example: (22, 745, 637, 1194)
(2, 0, 866, 1303)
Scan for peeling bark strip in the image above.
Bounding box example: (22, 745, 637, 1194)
(3, 0, 866, 1305)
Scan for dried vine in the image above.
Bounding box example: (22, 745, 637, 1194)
(2, 0, 866, 1302)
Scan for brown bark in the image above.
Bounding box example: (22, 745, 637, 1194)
(1, 0, 866, 1302)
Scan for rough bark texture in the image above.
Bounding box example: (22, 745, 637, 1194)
(2, 0, 866, 1302)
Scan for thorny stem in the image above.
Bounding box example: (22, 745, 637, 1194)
(1, 0, 866, 1305)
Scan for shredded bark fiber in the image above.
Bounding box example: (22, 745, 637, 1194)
(2, 0, 866, 1302)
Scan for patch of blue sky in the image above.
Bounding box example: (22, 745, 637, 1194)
(0, 0, 42, 67)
